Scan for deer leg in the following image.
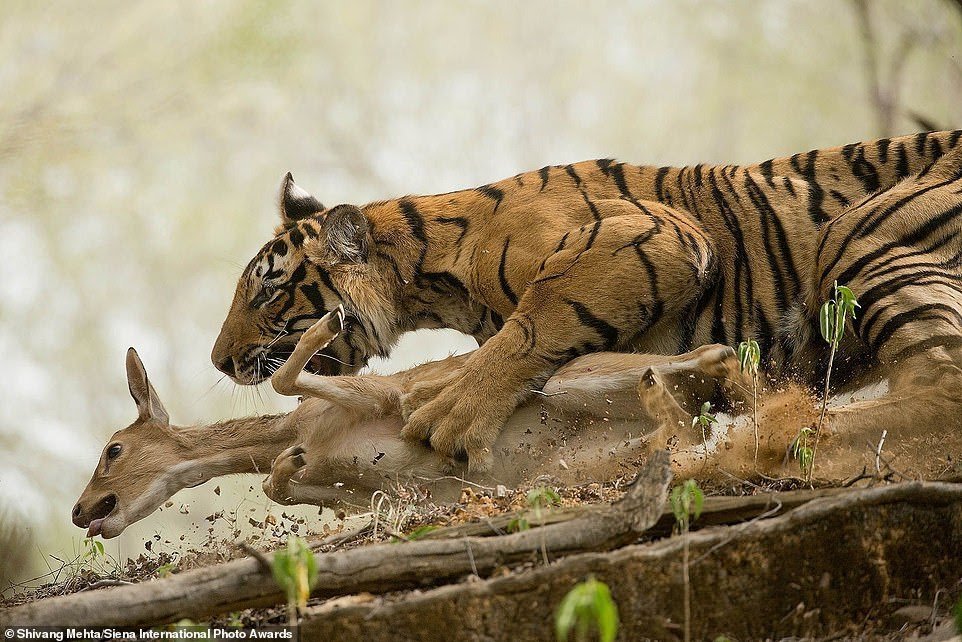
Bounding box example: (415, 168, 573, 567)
(541, 344, 750, 419)
(540, 344, 753, 471)
(270, 306, 400, 416)
(263, 445, 309, 505)
(263, 444, 369, 509)
(636, 367, 696, 448)
(271, 306, 344, 397)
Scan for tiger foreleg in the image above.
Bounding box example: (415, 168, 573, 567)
(401, 206, 715, 471)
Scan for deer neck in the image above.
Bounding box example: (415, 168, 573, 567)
(171, 413, 297, 487)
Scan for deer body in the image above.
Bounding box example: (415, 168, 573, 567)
(75, 308, 960, 539)
(73, 310, 753, 537)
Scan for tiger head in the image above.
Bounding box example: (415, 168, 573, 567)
(211, 174, 402, 384)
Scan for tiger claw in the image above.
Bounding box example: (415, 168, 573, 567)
(400, 417, 433, 443)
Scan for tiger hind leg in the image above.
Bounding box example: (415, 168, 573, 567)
(807, 143, 962, 477)
(809, 344, 962, 479)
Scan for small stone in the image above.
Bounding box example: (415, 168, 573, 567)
(888, 605, 932, 627)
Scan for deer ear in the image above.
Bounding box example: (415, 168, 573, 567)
(278, 172, 324, 225)
(125, 348, 170, 425)
(312, 204, 369, 264)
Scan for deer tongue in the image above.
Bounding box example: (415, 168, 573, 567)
(87, 518, 105, 538)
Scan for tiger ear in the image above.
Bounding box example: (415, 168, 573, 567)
(309, 204, 369, 264)
(278, 172, 324, 225)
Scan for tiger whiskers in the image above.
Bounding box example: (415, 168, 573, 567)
(265, 321, 293, 350)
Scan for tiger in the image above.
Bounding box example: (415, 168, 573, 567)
(211, 130, 962, 471)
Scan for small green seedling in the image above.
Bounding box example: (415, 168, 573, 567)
(692, 401, 717, 464)
(692, 400, 717, 431)
(819, 282, 859, 346)
(73, 536, 119, 577)
(507, 486, 560, 533)
(670, 479, 705, 533)
(507, 516, 530, 533)
(811, 281, 860, 481)
(527, 485, 562, 512)
(737, 339, 762, 467)
(790, 427, 815, 476)
(271, 536, 318, 625)
(954, 595, 962, 635)
(527, 485, 562, 564)
(737, 339, 760, 375)
(554, 576, 620, 642)
(670, 479, 704, 642)
(82, 537, 105, 562)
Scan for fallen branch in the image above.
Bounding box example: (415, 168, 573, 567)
(299, 481, 962, 640)
(1, 451, 673, 627)
(420, 484, 855, 540)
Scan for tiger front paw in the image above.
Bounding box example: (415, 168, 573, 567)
(399, 371, 459, 435)
(401, 374, 514, 473)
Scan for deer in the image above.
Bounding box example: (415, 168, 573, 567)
(81, 303, 951, 540)
(73, 306, 769, 538)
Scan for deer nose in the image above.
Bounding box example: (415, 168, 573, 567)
(216, 357, 237, 378)
(72, 503, 86, 527)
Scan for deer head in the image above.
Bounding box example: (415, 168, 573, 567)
(71, 349, 205, 539)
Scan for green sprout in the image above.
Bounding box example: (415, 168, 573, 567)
(271, 536, 318, 625)
(670, 479, 705, 642)
(670, 479, 705, 534)
(527, 485, 562, 564)
(737, 339, 761, 468)
(507, 516, 530, 533)
(527, 485, 562, 512)
(811, 281, 860, 482)
(790, 427, 815, 476)
(819, 282, 859, 346)
(692, 401, 717, 467)
(73, 536, 120, 577)
(554, 576, 620, 642)
(82, 537, 105, 562)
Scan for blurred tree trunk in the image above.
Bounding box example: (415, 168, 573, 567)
(851, 0, 930, 136)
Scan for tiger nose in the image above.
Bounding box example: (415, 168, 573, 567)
(215, 357, 237, 378)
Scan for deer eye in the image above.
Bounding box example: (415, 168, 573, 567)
(107, 444, 122, 460)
